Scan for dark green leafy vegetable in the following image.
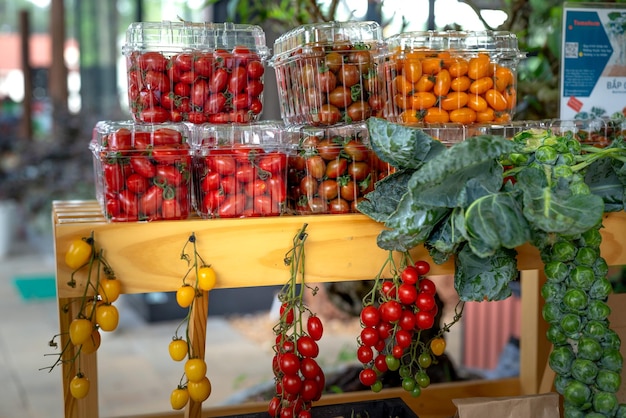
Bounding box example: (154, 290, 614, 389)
(359, 117, 626, 416)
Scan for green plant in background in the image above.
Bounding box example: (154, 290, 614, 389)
(206, 0, 625, 121)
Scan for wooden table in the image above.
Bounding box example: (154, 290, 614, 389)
(51, 200, 626, 418)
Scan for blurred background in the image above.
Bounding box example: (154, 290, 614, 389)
(0, 1, 619, 416)
(0, 0, 578, 252)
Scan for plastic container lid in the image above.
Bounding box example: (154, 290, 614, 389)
(272, 21, 384, 62)
(386, 30, 526, 60)
(123, 21, 269, 56)
(194, 121, 297, 149)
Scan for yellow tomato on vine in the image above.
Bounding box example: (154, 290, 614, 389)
(197, 266, 217, 291)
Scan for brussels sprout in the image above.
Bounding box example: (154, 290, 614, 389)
(587, 299, 611, 321)
(544, 261, 570, 283)
(601, 329, 621, 350)
(571, 358, 598, 384)
(574, 247, 597, 267)
(583, 320, 610, 341)
(593, 257, 609, 277)
(580, 228, 602, 248)
(589, 277, 613, 300)
(560, 313, 583, 336)
(600, 348, 623, 372)
(563, 288, 588, 312)
(593, 391, 619, 416)
(546, 325, 568, 345)
(542, 282, 564, 303)
(542, 302, 564, 324)
(564, 380, 592, 408)
(552, 241, 577, 262)
(549, 345, 575, 375)
(576, 336, 602, 361)
(570, 265, 595, 290)
(596, 369, 621, 393)
(535, 145, 559, 164)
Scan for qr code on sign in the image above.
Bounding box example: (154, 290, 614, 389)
(564, 42, 578, 58)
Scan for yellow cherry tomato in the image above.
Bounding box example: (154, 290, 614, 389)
(98, 277, 121, 303)
(185, 358, 207, 382)
(197, 266, 217, 291)
(96, 303, 119, 332)
(187, 376, 212, 402)
(65, 238, 93, 270)
(70, 374, 90, 399)
(430, 337, 447, 356)
(69, 318, 93, 346)
(81, 329, 101, 355)
(170, 387, 189, 410)
(169, 338, 188, 362)
(176, 285, 196, 308)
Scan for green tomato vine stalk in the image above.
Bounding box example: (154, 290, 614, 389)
(358, 117, 626, 416)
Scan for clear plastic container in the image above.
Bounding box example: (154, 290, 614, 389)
(192, 121, 295, 218)
(90, 121, 193, 221)
(383, 30, 525, 125)
(270, 21, 387, 126)
(287, 122, 379, 214)
(549, 119, 610, 147)
(123, 21, 270, 124)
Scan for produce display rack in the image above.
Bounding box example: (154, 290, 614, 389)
(52, 200, 626, 418)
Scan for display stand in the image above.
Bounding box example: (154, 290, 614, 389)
(52, 200, 626, 418)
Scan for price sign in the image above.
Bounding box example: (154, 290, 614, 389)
(560, 2, 626, 119)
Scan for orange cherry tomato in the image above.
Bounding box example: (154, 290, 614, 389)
(469, 77, 494, 95)
(409, 91, 437, 110)
(467, 94, 488, 112)
(403, 58, 423, 83)
(399, 110, 422, 124)
(449, 107, 477, 124)
(484, 89, 508, 111)
(450, 76, 471, 92)
(433, 69, 451, 96)
(415, 74, 435, 92)
(393, 74, 414, 96)
(467, 54, 490, 80)
(430, 337, 446, 356)
(421, 57, 443, 75)
(494, 112, 512, 123)
(476, 108, 496, 123)
(394, 93, 410, 110)
(440, 91, 468, 111)
(447, 58, 469, 77)
(494, 66, 514, 92)
(423, 108, 450, 123)
(504, 87, 517, 110)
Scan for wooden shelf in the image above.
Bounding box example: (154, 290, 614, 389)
(51, 201, 626, 418)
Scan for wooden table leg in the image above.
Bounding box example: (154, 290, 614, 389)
(519, 269, 550, 394)
(59, 297, 99, 418)
(185, 291, 209, 418)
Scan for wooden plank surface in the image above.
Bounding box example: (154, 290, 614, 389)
(52, 201, 626, 299)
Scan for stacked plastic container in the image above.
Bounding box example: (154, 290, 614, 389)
(91, 21, 296, 221)
(382, 30, 525, 146)
(192, 122, 297, 218)
(271, 21, 387, 214)
(90, 122, 193, 221)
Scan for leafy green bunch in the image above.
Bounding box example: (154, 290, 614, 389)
(357, 118, 626, 302)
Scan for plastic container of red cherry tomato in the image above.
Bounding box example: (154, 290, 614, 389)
(90, 121, 193, 221)
(383, 30, 525, 125)
(286, 122, 380, 214)
(192, 121, 295, 218)
(270, 21, 387, 127)
(122, 21, 269, 124)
